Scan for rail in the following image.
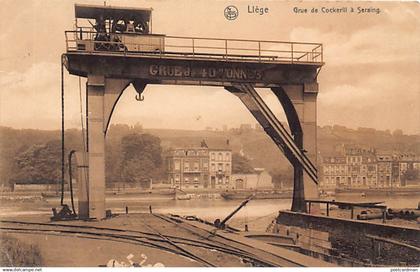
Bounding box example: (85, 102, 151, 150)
(305, 199, 387, 219)
(65, 30, 323, 64)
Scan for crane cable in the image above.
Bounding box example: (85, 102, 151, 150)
(68, 150, 77, 214)
(79, 77, 90, 206)
(78, 77, 86, 153)
(60, 55, 65, 206)
(60, 55, 85, 215)
(78, 76, 89, 186)
(64, 76, 89, 216)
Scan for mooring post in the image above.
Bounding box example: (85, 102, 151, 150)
(326, 202, 330, 217)
(382, 209, 386, 223)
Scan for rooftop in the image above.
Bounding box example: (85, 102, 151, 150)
(75, 4, 152, 20)
(66, 4, 323, 66)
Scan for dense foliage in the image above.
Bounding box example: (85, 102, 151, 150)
(1, 125, 165, 188)
(120, 133, 163, 186)
(231, 153, 255, 174)
(0, 235, 42, 266)
(11, 140, 63, 184)
(270, 168, 294, 189)
(402, 168, 419, 181)
(1, 124, 419, 188)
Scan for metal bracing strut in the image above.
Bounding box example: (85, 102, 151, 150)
(226, 83, 318, 185)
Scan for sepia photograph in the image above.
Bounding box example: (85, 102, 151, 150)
(0, 0, 419, 269)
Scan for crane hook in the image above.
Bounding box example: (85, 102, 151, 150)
(135, 93, 144, 101)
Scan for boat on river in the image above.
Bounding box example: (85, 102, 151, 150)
(221, 189, 292, 200)
(335, 186, 420, 197)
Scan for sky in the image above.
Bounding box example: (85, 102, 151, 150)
(0, 0, 419, 134)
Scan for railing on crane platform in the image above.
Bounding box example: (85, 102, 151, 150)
(65, 29, 323, 64)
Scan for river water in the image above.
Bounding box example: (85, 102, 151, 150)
(1, 194, 419, 231)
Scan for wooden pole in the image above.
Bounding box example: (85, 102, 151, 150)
(326, 202, 330, 217)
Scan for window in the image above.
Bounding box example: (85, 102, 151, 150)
(174, 160, 180, 170)
(211, 153, 215, 161)
(194, 177, 199, 183)
(218, 153, 223, 161)
(218, 163, 223, 171)
(184, 177, 189, 183)
(225, 153, 230, 161)
(194, 161, 199, 171)
(203, 161, 209, 171)
(175, 174, 180, 182)
(184, 161, 190, 171)
(225, 163, 230, 171)
(211, 163, 216, 171)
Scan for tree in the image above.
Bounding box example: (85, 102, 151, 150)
(392, 129, 403, 137)
(121, 158, 156, 186)
(231, 153, 255, 174)
(270, 168, 294, 189)
(105, 140, 121, 184)
(402, 168, 419, 181)
(120, 133, 163, 185)
(11, 140, 63, 184)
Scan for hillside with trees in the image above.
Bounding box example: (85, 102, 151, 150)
(1, 124, 418, 188)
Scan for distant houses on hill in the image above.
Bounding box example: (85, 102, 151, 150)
(319, 144, 420, 190)
(165, 143, 274, 190)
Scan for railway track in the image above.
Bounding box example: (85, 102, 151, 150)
(0, 224, 211, 266)
(150, 214, 307, 267)
(0, 219, 250, 259)
(138, 218, 217, 267)
(0, 215, 327, 267)
(0, 219, 265, 266)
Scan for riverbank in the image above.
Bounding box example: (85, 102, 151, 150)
(334, 186, 420, 197)
(1, 193, 419, 231)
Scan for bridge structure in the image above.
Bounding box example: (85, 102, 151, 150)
(63, 4, 324, 219)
